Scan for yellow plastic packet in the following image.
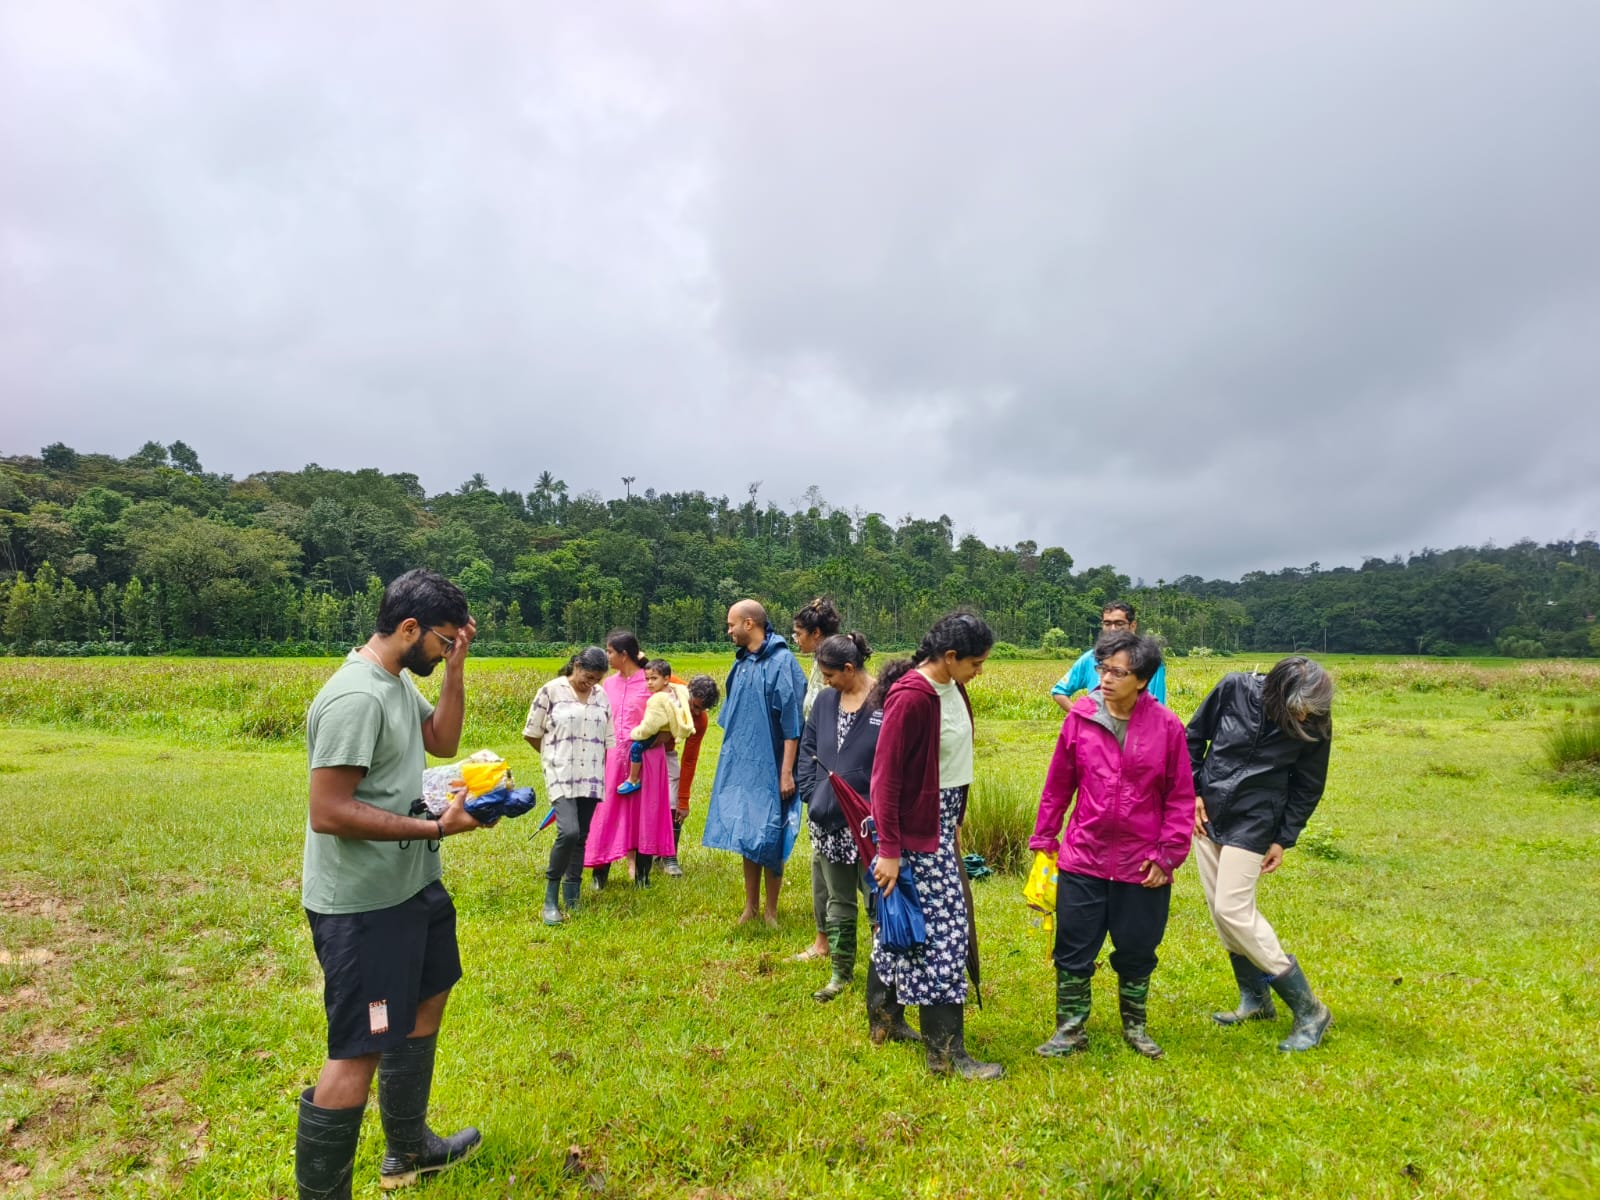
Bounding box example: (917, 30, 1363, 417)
(458, 758, 510, 797)
(1022, 850, 1058, 937)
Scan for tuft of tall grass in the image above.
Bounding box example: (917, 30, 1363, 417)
(962, 771, 1041, 875)
(1545, 711, 1600, 791)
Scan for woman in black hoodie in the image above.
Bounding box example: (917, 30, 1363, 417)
(794, 633, 881, 1003)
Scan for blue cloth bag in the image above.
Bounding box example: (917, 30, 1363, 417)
(872, 857, 927, 953)
(465, 785, 539, 827)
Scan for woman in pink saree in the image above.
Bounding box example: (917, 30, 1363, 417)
(584, 630, 677, 888)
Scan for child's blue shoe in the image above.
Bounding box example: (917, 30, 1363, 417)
(616, 780, 641, 796)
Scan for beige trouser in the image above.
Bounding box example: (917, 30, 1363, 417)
(1192, 835, 1292, 976)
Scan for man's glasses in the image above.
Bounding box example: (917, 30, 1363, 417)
(1096, 663, 1131, 680)
(425, 627, 456, 654)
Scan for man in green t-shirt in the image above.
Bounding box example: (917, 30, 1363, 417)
(294, 569, 487, 1198)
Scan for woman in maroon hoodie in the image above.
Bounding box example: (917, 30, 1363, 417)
(867, 612, 1002, 1081)
(1029, 631, 1195, 1060)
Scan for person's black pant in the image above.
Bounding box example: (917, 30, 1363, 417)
(1053, 870, 1171, 979)
(546, 796, 599, 884)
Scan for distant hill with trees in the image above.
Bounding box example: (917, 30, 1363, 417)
(3, 441, 1595, 658)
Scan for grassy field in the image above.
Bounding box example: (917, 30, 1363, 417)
(2, 654, 1598, 1198)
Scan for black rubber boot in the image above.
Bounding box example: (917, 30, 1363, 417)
(592, 865, 609, 891)
(813, 921, 856, 1003)
(1035, 970, 1093, 1057)
(865, 963, 921, 1045)
(296, 1087, 363, 1200)
(1213, 953, 1276, 1026)
(1268, 956, 1332, 1051)
(561, 880, 581, 914)
(634, 854, 653, 887)
(376, 1035, 482, 1190)
(541, 879, 563, 926)
(1118, 975, 1164, 1059)
(922, 1004, 1004, 1080)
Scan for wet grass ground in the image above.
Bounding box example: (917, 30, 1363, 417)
(1, 655, 1597, 1197)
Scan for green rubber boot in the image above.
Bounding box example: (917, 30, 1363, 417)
(1035, 970, 1093, 1057)
(1118, 975, 1164, 1059)
(813, 920, 856, 1003)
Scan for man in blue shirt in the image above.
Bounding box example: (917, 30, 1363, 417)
(1051, 601, 1167, 712)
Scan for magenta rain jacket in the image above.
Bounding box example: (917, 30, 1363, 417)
(1029, 688, 1196, 883)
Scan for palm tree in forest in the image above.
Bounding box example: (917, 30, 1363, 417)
(530, 470, 567, 522)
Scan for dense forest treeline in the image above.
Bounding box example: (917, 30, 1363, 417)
(2, 441, 1597, 659)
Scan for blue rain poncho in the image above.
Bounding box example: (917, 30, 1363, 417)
(702, 628, 808, 873)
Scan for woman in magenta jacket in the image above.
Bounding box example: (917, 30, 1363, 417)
(867, 612, 1002, 1081)
(1029, 631, 1195, 1059)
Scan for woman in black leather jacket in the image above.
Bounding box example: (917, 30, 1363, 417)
(1187, 656, 1334, 1052)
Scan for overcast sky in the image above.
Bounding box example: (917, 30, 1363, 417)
(3, 1, 1597, 581)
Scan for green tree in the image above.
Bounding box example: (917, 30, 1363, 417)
(167, 440, 203, 474)
(2, 576, 34, 643)
(40, 442, 79, 471)
(121, 577, 159, 646)
(121, 506, 300, 641)
(128, 441, 169, 469)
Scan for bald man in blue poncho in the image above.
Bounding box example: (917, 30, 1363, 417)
(703, 599, 808, 926)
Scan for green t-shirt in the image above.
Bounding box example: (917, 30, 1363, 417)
(928, 674, 975, 790)
(302, 653, 438, 915)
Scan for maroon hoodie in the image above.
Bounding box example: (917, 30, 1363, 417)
(870, 669, 974, 859)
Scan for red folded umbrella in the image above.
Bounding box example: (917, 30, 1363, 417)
(811, 755, 878, 866)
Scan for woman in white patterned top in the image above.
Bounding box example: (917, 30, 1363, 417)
(524, 647, 614, 926)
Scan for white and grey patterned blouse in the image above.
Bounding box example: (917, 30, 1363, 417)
(523, 676, 614, 800)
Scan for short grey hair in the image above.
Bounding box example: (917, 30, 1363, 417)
(1263, 656, 1333, 741)
(1093, 630, 1162, 682)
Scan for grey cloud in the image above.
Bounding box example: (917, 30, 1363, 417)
(2, 1, 1597, 580)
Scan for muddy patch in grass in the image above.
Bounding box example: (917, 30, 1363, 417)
(0, 887, 81, 921)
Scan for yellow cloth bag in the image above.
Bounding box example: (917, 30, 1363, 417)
(1022, 850, 1059, 936)
(458, 758, 510, 797)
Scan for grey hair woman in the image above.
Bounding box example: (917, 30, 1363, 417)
(1186, 656, 1335, 1051)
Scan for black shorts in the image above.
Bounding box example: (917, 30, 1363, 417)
(306, 880, 463, 1060)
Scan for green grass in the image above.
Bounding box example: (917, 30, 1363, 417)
(2, 657, 1599, 1197)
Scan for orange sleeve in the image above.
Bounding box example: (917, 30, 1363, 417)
(677, 709, 709, 803)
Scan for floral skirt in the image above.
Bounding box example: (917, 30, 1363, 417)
(808, 818, 859, 866)
(870, 785, 969, 1006)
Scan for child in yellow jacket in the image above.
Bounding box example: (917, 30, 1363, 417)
(617, 659, 696, 795)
